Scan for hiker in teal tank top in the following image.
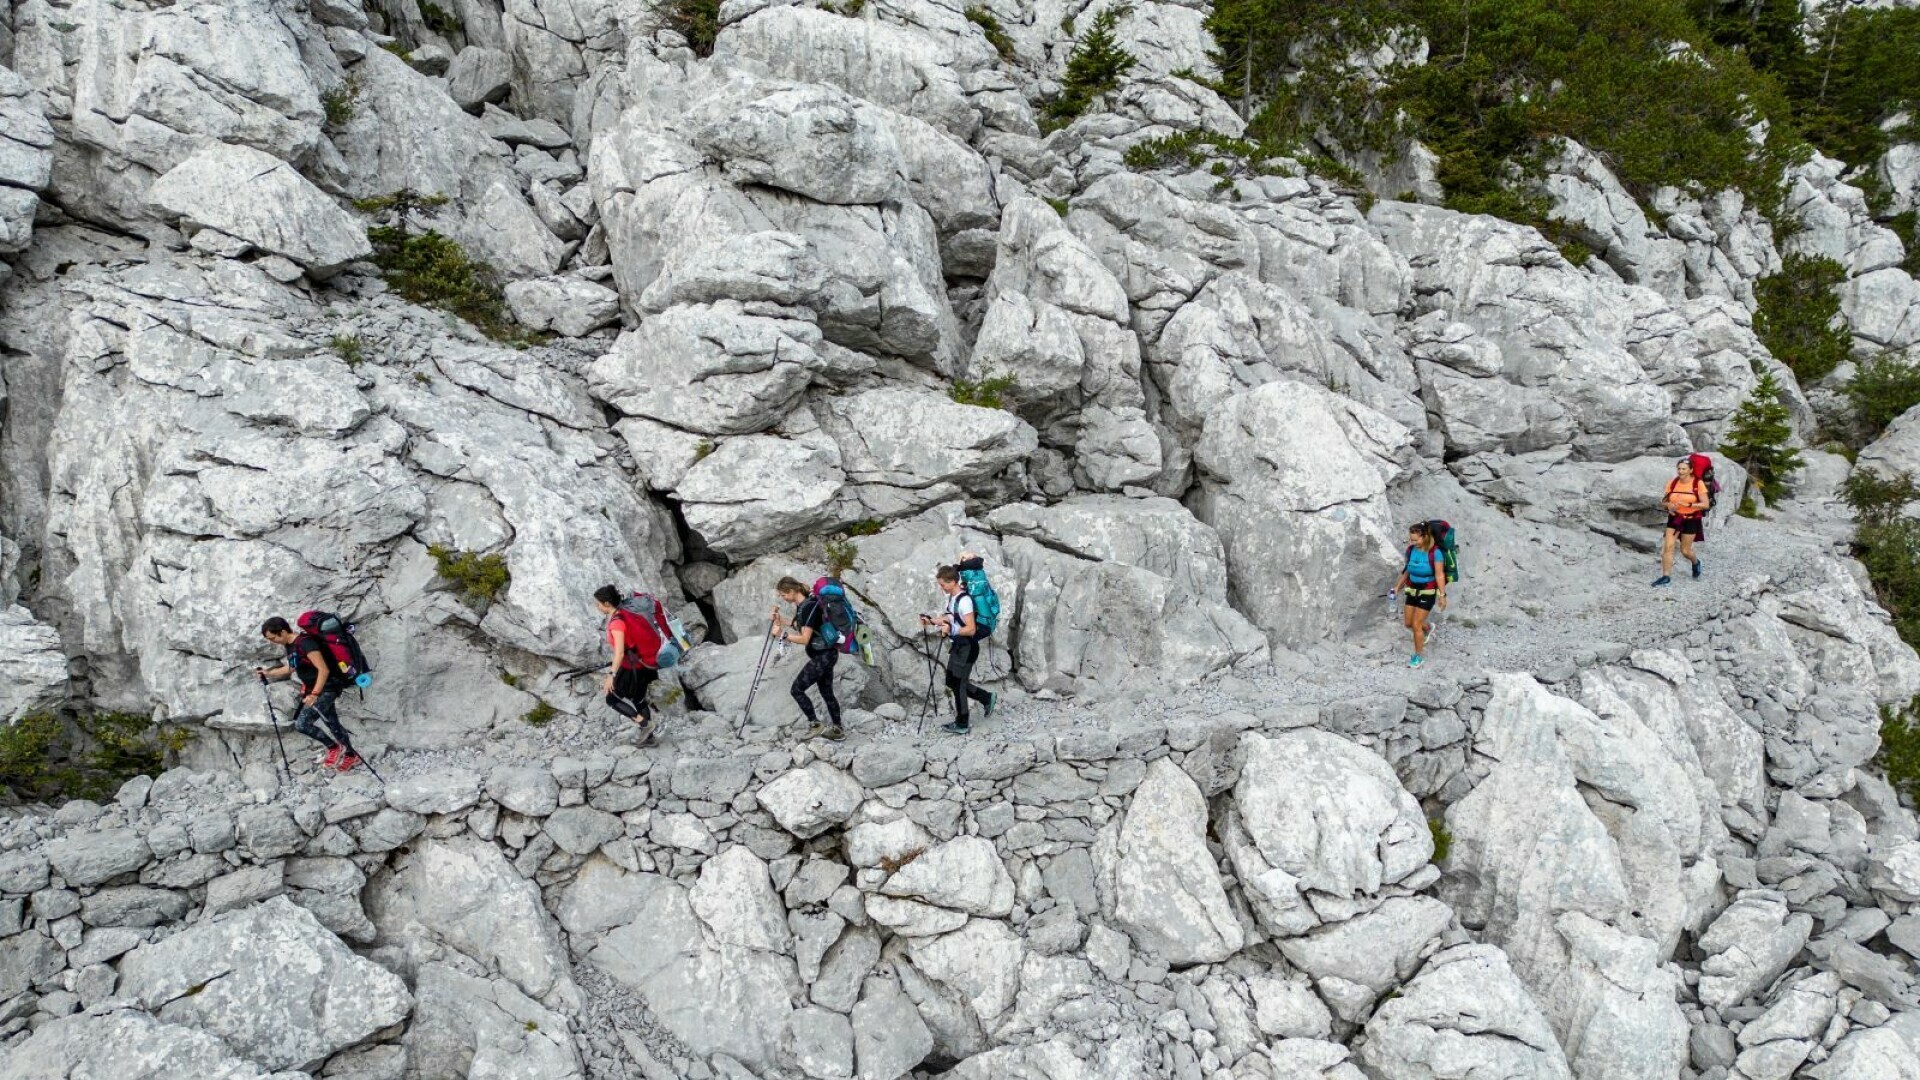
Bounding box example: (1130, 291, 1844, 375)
(1391, 522, 1448, 669)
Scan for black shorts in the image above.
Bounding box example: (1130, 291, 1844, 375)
(1666, 514, 1704, 540)
(1403, 590, 1437, 612)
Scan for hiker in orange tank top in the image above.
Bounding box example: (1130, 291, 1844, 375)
(1654, 458, 1708, 588)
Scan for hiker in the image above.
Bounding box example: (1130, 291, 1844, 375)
(771, 576, 845, 741)
(256, 616, 360, 771)
(923, 558, 995, 735)
(1391, 523, 1448, 669)
(595, 584, 660, 735)
(1654, 456, 1709, 587)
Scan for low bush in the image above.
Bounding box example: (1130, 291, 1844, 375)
(1878, 696, 1920, 806)
(1428, 817, 1452, 862)
(1847, 354, 1920, 444)
(357, 190, 524, 343)
(419, 0, 461, 34)
(949, 374, 1019, 409)
(1, 711, 192, 804)
(965, 6, 1015, 61)
(1754, 254, 1852, 384)
(330, 334, 367, 367)
(1843, 469, 1920, 648)
(522, 701, 557, 726)
(321, 81, 357, 130)
(428, 545, 512, 603)
(651, 0, 720, 56)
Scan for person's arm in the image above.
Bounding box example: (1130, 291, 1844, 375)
(1435, 548, 1448, 606)
(256, 662, 292, 681)
(603, 622, 626, 693)
(302, 648, 330, 702)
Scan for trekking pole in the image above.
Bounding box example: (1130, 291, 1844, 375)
(257, 674, 293, 782)
(335, 728, 384, 783)
(743, 620, 777, 722)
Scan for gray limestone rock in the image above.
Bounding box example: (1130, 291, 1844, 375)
(44, 829, 150, 887)
(1357, 944, 1573, 1079)
(147, 144, 370, 276)
(0, 1007, 291, 1080)
(760, 763, 866, 840)
(1093, 758, 1242, 965)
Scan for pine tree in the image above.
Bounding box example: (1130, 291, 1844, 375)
(1042, 4, 1137, 128)
(1718, 372, 1805, 512)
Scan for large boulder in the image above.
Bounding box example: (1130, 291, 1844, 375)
(589, 302, 821, 436)
(0, 1007, 290, 1080)
(0, 605, 71, 723)
(1093, 757, 1243, 964)
(881, 837, 1015, 917)
(145, 144, 370, 276)
(1224, 730, 1432, 936)
(691, 84, 905, 205)
(365, 835, 580, 1011)
(758, 762, 865, 839)
(116, 896, 411, 1071)
(0, 65, 55, 257)
(402, 961, 584, 1080)
(1190, 380, 1410, 646)
(1357, 944, 1573, 1079)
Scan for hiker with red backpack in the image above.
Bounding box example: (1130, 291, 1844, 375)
(1390, 522, 1450, 669)
(594, 585, 691, 739)
(1654, 454, 1717, 587)
(256, 614, 364, 772)
(771, 576, 848, 741)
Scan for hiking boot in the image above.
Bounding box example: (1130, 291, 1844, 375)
(941, 721, 971, 735)
(317, 746, 342, 769)
(805, 723, 834, 741)
(1408, 654, 1423, 669)
(983, 692, 997, 718)
(822, 724, 846, 742)
(334, 751, 362, 772)
(1691, 558, 1703, 579)
(1652, 576, 1672, 587)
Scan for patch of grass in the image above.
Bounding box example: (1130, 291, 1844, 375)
(820, 0, 866, 15)
(825, 538, 859, 579)
(693, 439, 716, 462)
(321, 80, 357, 130)
(500, 671, 520, 688)
(1844, 469, 1920, 647)
(1044, 197, 1070, 217)
(1878, 696, 1920, 806)
(378, 39, 409, 57)
(965, 7, 1016, 62)
(1557, 239, 1594, 268)
(330, 334, 367, 367)
(1754, 254, 1853, 385)
(1719, 372, 1805, 506)
(1041, 4, 1135, 131)
(1, 711, 192, 805)
(413, 372, 432, 386)
(1428, 817, 1451, 863)
(522, 701, 557, 726)
(420, 0, 462, 34)
(844, 519, 886, 537)
(1889, 210, 1920, 278)
(655, 685, 685, 708)
(1847, 354, 1920, 444)
(524, 1019, 540, 1032)
(357, 189, 525, 343)
(949, 373, 1019, 409)
(651, 0, 720, 57)
(428, 544, 512, 603)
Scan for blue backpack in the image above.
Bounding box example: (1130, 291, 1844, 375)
(958, 559, 1000, 636)
(811, 578, 862, 654)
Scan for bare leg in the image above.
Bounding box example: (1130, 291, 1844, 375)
(1661, 529, 1677, 577)
(1411, 608, 1428, 656)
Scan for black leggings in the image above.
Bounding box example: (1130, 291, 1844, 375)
(945, 637, 992, 726)
(293, 691, 349, 748)
(607, 665, 657, 721)
(791, 650, 842, 725)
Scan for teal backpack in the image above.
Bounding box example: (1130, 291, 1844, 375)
(958, 559, 1000, 636)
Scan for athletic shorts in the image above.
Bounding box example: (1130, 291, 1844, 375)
(1403, 589, 1437, 612)
(1666, 514, 1704, 540)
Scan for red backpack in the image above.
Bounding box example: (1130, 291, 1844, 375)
(1687, 453, 1720, 511)
(611, 601, 666, 670)
(295, 610, 373, 689)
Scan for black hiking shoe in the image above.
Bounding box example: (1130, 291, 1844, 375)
(941, 721, 971, 735)
(1652, 576, 1672, 587)
(1691, 557, 1703, 579)
(983, 692, 997, 718)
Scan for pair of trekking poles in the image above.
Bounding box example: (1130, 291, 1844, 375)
(256, 673, 381, 783)
(739, 616, 953, 731)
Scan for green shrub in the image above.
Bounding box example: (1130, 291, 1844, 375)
(1123, 129, 1290, 183)
(1878, 696, 1920, 805)
(1044, 197, 1070, 217)
(1, 711, 191, 804)
(1847, 354, 1920, 443)
(379, 39, 410, 57)
(321, 81, 357, 130)
(950, 374, 1019, 409)
(1889, 211, 1920, 278)
(1754, 254, 1852, 384)
(844, 519, 886, 537)
(1428, 816, 1452, 863)
(825, 538, 860, 579)
(330, 334, 367, 367)
(1843, 469, 1920, 647)
(522, 701, 557, 726)
(1042, 4, 1136, 130)
(965, 6, 1015, 61)
(1718, 371, 1805, 505)
(652, 0, 720, 56)
(357, 191, 525, 342)
(419, 0, 461, 34)
(428, 545, 512, 603)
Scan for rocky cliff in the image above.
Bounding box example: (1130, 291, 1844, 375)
(4, 0, 1920, 1078)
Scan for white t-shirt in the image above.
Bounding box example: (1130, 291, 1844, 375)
(946, 592, 976, 639)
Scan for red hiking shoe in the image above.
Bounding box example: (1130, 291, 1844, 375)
(318, 746, 343, 769)
(334, 751, 362, 772)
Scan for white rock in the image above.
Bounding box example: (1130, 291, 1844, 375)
(591, 303, 820, 436)
(904, 918, 1026, 1028)
(758, 763, 866, 840)
(504, 277, 620, 337)
(447, 46, 515, 112)
(690, 846, 792, 953)
(852, 976, 934, 1080)
(1697, 891, 1814, 1012)
(146, 144, 371, 276)
(1357, 944, 1573, 1080)
(692, 84, 905, 204)
(1093, 757, 1243, 964)
(880, 836, 1015, 917)
(117, 896, 411, 1071)
(0, 1007, 289, 1080)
